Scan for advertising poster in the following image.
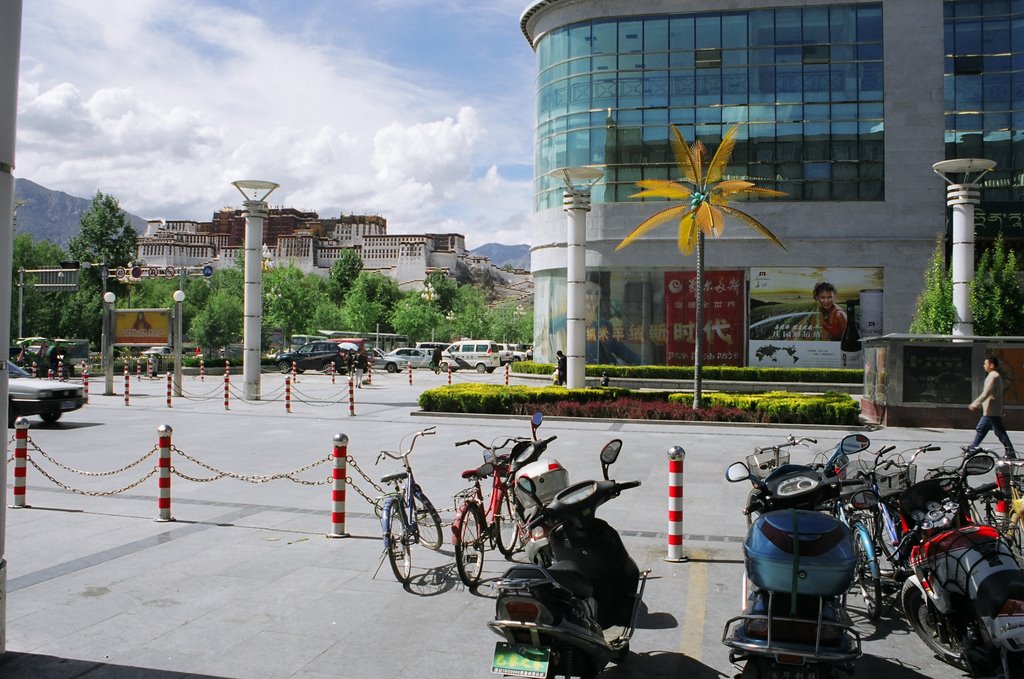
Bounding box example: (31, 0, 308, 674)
(664, 270, 745, 366)
(114, 309, 171, 345)
(748, 267, 884, 368)
(992, 348, 1024, 407)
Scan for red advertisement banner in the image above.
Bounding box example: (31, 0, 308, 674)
(664, 270, 745, 366)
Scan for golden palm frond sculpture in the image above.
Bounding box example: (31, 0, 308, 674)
(616, 124, 787, 405)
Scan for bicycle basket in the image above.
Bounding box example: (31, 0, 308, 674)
(876, 463, 917, 497)
(746, 450, 790, 480)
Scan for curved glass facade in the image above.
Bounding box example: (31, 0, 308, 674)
(944, 0, 1024, 201)
(533, 4, 885, 210)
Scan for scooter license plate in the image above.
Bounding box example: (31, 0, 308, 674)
(491, 642, 550, 677)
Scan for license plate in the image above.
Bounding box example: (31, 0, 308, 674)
(491, 642, 550, 677)
(61, 399, 79, 409)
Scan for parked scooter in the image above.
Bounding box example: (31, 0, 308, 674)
(488, 439, 648, 679)
(899, 451, 1024, 677)
(723, 434, 875, 679)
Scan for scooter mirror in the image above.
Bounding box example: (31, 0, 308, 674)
(964, 454, 995, 476)
(840, 433, 870, 455)
(531, 411, 543, 428)
(600, 439, 623, 480)
(849, 489, 878, 510)
(726, 461, 751, 483)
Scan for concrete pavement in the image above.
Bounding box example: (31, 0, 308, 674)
(1, 367, 979, 677)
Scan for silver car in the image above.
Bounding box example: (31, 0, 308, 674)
(7, 362, 87, 426)
(370, 348, 411, 373)
(387, 347, 433, 369)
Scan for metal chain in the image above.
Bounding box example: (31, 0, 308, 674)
(180, 383, 230, 401)
(26, 457, 158, 496)
(345, 455, 386, 494)
(28, 439, 158, 476)
(289, 384, 347, 407)
(171, 444, 331, 484)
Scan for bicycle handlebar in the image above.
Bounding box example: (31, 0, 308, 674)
(754, 435, 815, 454)
(376, 427, 436, 464)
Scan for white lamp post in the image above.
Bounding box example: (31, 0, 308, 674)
(103, 291, 116, 395)
(932, 158, 995, 337)
(549, 166, 603, 390)
(232, 180, 279, 400)
(172, 289, 185, 396)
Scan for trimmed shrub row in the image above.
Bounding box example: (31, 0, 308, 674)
(419, 384, 860, 425)
(511, 361, 862, 384)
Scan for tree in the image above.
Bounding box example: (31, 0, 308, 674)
(67, 192, 138, 299)
(327, 249, 363, 305)
(190, 291, 243, 352)
(10, 233, 66, 340)
(909, 236, 955, 334)
(487, 300, 533, 345)
(450, 285, 489, 339)
(264, 264, 329, 340)
(970, 233, 1024, 336)
(391, 293, 445, 343)
(340, 272, 401, 332)
(617, 124, 786, 404)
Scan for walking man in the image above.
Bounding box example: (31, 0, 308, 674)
(969, 355, 1016, 458)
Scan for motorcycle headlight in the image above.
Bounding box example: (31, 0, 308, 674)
(775, 475, 818, 497)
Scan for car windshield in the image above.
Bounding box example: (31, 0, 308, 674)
(8, 363, 31, 378)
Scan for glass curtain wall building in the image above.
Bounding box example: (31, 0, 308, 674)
(523, 0, 1019, 368)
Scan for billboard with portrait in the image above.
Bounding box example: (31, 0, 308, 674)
(665, 270, 745, 366)
(748, 267, 884, 368)
(114, 309, 171, 345)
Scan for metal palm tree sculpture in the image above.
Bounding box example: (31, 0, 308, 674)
(616, 124, 787, 406)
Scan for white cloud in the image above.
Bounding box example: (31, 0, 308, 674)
(15, 0, 537, 246)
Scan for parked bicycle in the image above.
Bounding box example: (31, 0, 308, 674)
(970, 448, 1024, 557)
(451, 435, 528, 587)
(376, 426, 444, 584)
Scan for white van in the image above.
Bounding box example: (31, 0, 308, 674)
(441, 340, 501, 373)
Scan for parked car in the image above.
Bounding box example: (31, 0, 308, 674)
(415, 341, 450, 353)
(494, 344, 515, 365)
(440, 340, 500, 373)
(370, 347, 410, 373)
(7, 362, 86, 426)
(273, 342, 348, 374)
(141, 346, 174, 357)
(387, 347, 433, 369)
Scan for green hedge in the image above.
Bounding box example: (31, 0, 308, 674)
(512, 361, 861, 384)
(420, 384, 860, 425)
(677, 390, 860, 426)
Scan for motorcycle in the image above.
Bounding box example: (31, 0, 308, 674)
(488, 439, 648, 679)
(899, 451, 1024, 677)
(723, 433, 876, 679)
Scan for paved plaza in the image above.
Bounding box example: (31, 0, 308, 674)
(1, 368, 979, 677)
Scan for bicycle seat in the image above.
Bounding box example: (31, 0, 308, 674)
(461, 466, 490, 480)
(381, 471, 408, 484)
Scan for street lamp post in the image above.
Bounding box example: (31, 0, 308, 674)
(421, 282, 436, 340)
(232, 180, 279, 401)
(932, 158, 995, 337)
(173, 289, 185, 396)
(549, 166, 603, 390)
(103, 291, 116, 395)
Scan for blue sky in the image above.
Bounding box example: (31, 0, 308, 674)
(16, 0, 537, 247)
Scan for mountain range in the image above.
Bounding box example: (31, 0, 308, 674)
(11, 178, 531, 268)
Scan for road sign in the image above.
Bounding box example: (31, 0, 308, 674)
(131, 266, 142, 279)
(202, 265, 214, 277)
(165, 266, 176, 278)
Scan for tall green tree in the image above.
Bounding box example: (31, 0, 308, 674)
(340, 272, 402, 333)
(264, 264, 329, 340)
(391, 292, 445, 344)
(327, 249, 363, 305)
(910, 236, 956, 334)
(970, 233, 1024, 336)
(190, 292, 243, 352)
(450, 285, 490, 339)
(10, 233, 66, 340)
(67, 192, 138, 298)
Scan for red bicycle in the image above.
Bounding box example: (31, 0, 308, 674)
(451, 435, 533, 587)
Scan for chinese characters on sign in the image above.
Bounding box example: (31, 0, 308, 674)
(664, 270, 746, 366)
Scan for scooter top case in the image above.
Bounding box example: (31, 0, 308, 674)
(745, 509, 856, 597)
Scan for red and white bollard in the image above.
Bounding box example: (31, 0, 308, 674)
(136, 359, 142, 382)
(166, 372, 173, 408)
(366, 364, 372, 385)
(292, 361, 297, 383)
(285, 375, 292, 413)
(447, 364, 452, 385)
(148, 357, 155, 380)
(30, 362, 36, 378)
(327, 433, 349, 538)
(200, 356, 205, 381)
(666, 446, 686, 562)
(10, 418, 30, 508)
(82, 365, 89, 403)
(224, 364, 230, 410)
(57, 357, 64, 380)
(505, 363, 510, 386)
(348, 377, 355, 416)
(47, 368, 54, 379)
(331, 361, 336, 384)
(156, 424, 174, 522)
(124, 366, 130, 406)
(408, 362, 413, 385)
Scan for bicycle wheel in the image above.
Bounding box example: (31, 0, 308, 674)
(454, 504, 486, 587)
(853, 522, 883, 620)
(496, 493, 524, 558)
(413, 491, 443, 551)
(384, 500, 412, 584)
(1006, 512, 1024, 558)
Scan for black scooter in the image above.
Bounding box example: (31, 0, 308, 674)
(487, 439, 648, 679)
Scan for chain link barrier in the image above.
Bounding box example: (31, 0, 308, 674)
(170, 444, 332, 485)
(341, 454, 457, 525)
